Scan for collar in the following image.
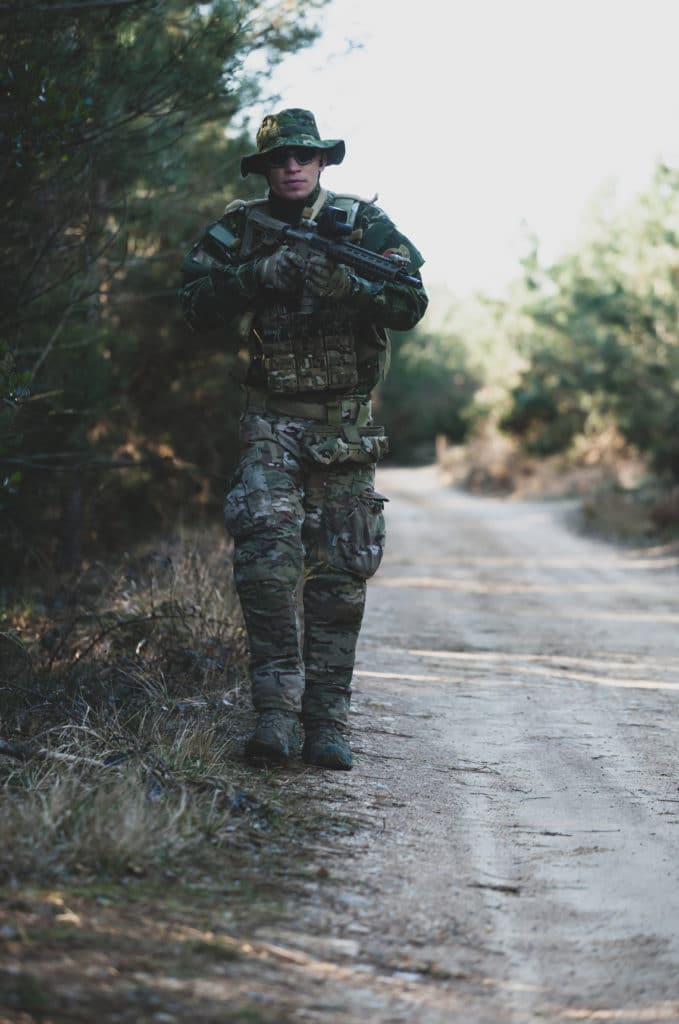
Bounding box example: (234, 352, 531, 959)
(267, 183, 323, 224)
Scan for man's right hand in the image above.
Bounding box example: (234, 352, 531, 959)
(257, 246, 305, 292)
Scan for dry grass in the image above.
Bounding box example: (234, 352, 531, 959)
(0, 528, 300, 885)
(580, 482, 679, 543)
(437, 425, 678, 543)
(0, 715, 247, 881)
(437, 423, 647, 499)
(0, 529, 361, 1023)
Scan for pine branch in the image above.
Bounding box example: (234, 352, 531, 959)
(0, 0, 152, 13)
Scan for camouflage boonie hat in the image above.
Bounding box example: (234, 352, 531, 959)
(240, 108, 345, 177)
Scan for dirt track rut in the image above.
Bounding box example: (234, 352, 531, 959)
(255, 464, 679, 1023)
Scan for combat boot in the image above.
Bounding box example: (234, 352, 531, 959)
(302, 723, 352, 771)
(245, 710, 298, 765)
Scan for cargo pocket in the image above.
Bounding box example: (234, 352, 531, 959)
(329, 488, 388, 579)
(224, 442, 298, 540)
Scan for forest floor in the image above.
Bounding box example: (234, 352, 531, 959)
(2, 464, 679, 1023)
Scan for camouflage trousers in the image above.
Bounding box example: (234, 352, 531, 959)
(224, 403, 388, 728)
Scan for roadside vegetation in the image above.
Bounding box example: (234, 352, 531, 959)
(1, 0, 328, 580)
(2, 531, 247, 883)
(377, 165, 679, 543)
(1, 528, 358, 890)
(0, 7, 346, 1017)
(1, 530, 357, 1021)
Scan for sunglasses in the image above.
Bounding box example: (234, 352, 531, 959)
(266, 146, 319, 168)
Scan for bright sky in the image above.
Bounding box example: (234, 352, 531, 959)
(243, 0, 679, 298)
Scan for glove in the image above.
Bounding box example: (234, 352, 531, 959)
(306, 253, 353, 301)
(257, 246, 305, 292)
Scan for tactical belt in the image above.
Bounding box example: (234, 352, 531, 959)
(246, 388, 372, 427)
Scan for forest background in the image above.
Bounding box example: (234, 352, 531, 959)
(2, 0, 679, 584)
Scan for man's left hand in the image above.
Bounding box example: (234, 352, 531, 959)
(306, 253, 352, 300)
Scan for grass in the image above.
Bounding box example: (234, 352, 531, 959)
(579, 480, 679, 544)
(0, 528, 350, 1020)
(438, 424, 679, 544)
(0, 528, 325, 887)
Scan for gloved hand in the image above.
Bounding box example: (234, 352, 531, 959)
(257, 246, 305, 292)
(306, 253, 353, 301)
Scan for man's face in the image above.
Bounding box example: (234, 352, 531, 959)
(266, 146, 326, 200)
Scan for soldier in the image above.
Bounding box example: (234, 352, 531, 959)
(179, 108, 428, 770)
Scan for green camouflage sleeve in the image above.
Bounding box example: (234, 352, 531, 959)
(347, 203, 428, 331)
(178, 211, 260, 333)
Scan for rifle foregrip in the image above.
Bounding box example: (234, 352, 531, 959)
(279, 224, 421, 288)
(332, 244, 421, 288)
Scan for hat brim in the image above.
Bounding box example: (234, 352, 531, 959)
(241, 139, 345, 177)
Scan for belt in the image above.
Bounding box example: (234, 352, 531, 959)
(246, 388, 372, 427)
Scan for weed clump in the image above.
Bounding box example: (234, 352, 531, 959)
(0, 529, 278, 883)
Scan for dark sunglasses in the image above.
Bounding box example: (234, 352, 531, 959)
(266, 146, 318, 168)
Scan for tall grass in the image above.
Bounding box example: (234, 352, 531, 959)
(0, 528, 267, 884)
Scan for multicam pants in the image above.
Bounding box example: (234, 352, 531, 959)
(224, 405, 387, 728)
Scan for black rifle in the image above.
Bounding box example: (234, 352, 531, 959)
(205, 205, 421, 288)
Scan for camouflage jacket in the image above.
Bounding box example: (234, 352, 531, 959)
(179, 187, 428, 394)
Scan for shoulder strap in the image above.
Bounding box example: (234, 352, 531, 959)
(302, 188, 328, 222)
(332, 191, 379, 206)
(223, 196, 269, 216)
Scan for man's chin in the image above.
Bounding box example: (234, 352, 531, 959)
(277, 185, 312, 200)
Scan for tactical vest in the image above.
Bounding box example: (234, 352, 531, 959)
(241, 192, 370, 395)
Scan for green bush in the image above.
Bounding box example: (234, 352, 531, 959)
(379, 328, 480, 463)
(500, 165, 679, 480)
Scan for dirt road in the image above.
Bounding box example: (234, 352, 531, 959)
(5, 465, 675, 1023)
(254, 464, 679, 1023)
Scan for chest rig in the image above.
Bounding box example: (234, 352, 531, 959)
(242, 191, 364, 394)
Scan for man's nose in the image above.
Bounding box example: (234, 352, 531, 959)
(284, 154, 302, 169)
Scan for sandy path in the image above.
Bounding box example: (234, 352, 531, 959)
(255, 465, 679, 1023)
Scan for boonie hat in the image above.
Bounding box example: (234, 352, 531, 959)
(240, 108, 345, 177)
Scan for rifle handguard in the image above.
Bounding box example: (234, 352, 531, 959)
(205, 207, 422, 289)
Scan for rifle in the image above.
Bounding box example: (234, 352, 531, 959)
(205, 205, 421, 288)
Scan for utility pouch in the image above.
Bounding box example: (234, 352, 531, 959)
(306, 426, 389, 466)
(254, 309, 359, 393)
